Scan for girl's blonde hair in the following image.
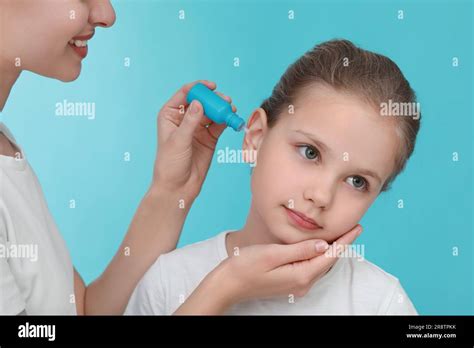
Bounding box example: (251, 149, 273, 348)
(260, 39, 421, 192)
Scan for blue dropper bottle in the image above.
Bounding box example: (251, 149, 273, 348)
(186, 83, 246, 132)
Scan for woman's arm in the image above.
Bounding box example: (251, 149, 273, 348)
(75, 80, 233, 315)
(76, 185, 194, 315)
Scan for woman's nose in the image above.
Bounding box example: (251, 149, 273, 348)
(88, 0, 116, 28)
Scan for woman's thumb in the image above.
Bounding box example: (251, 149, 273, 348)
(175, 100, 203, 145)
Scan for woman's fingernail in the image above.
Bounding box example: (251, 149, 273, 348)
(356, 226, 363, 236)
(190, 100, 199, 114)
(315, 241, 329, 252)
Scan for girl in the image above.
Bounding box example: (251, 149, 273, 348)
(126, 39, 421, 315)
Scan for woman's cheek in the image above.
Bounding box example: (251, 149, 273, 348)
(28, 5, 87, 62)
(54, 5, 89, 41)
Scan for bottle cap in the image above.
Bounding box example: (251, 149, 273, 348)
(227, 114, 246, 132)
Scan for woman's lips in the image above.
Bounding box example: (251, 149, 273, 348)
(284, 206, 322, 231)
(68, 33, 93, 59)
(69, 43, 88, 59)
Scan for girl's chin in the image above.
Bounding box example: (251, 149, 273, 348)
(272, 229, 311, 245)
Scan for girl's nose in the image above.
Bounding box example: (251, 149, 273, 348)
(88, 0, 116, 28)
(303, 177, 335, 209)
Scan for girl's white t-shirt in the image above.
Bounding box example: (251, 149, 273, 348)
(0, 122, 76, 315)
(125, 230, 418, 315)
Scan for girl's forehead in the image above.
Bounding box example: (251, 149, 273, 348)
(294, 85, 378, 117)
(287, 85, 394, 134)
(286, 93, 383, 131)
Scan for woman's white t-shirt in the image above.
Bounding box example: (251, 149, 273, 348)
(0, 122, 76, 315)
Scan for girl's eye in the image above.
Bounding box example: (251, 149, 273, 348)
(346, 175, 369, 191)
(297, 145, 319, 161)
(297, 145, 369, 192)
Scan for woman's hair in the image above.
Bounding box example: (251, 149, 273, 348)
(260, 39, 421, 192)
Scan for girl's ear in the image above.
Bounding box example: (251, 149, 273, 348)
(242, 108, 268, 164)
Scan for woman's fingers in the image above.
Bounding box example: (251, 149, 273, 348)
(205, 122, 227, 143)
(215, 92, 237, 113)
(180, 100, 226, 144)
(215, 91, 232, 103)
(159, 81, 238, 147)
(164, 80, 217, 110)
(268, 225, 362, 271)
(266, 239, 330, 268)
(166, 84, 237, 128)
(305, 224, 363, 279)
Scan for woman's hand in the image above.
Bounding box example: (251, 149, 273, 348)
(83, 80, 237, 314)
(152, 80, 237, 200)
(174, 224, 362, 314)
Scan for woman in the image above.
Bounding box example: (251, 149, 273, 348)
(0, 0, 361, 315)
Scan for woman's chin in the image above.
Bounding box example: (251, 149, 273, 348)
(55, 66, 82, 82)
(31, 60, 82, 82)
(58, 73, 80, 82)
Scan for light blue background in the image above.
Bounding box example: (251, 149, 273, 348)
(1, 0, 472, 314)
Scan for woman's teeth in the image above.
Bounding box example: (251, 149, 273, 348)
(69, 39, 88, 47)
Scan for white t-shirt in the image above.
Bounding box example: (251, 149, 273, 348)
(0, 123, 76, 315)
(125, 230, 418, 315)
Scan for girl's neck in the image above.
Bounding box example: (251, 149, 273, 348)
(0, 58, 21, 112)
(225, 201, 281, 257)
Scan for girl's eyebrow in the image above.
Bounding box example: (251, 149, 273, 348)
(292, 129, 333, 156)
(292, 129, 383, 184)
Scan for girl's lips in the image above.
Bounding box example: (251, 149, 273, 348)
(284, 206, 322, 231)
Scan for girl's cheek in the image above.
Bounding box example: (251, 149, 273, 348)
(328, 198, 367, 235)
(252, 148, 286, 204)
